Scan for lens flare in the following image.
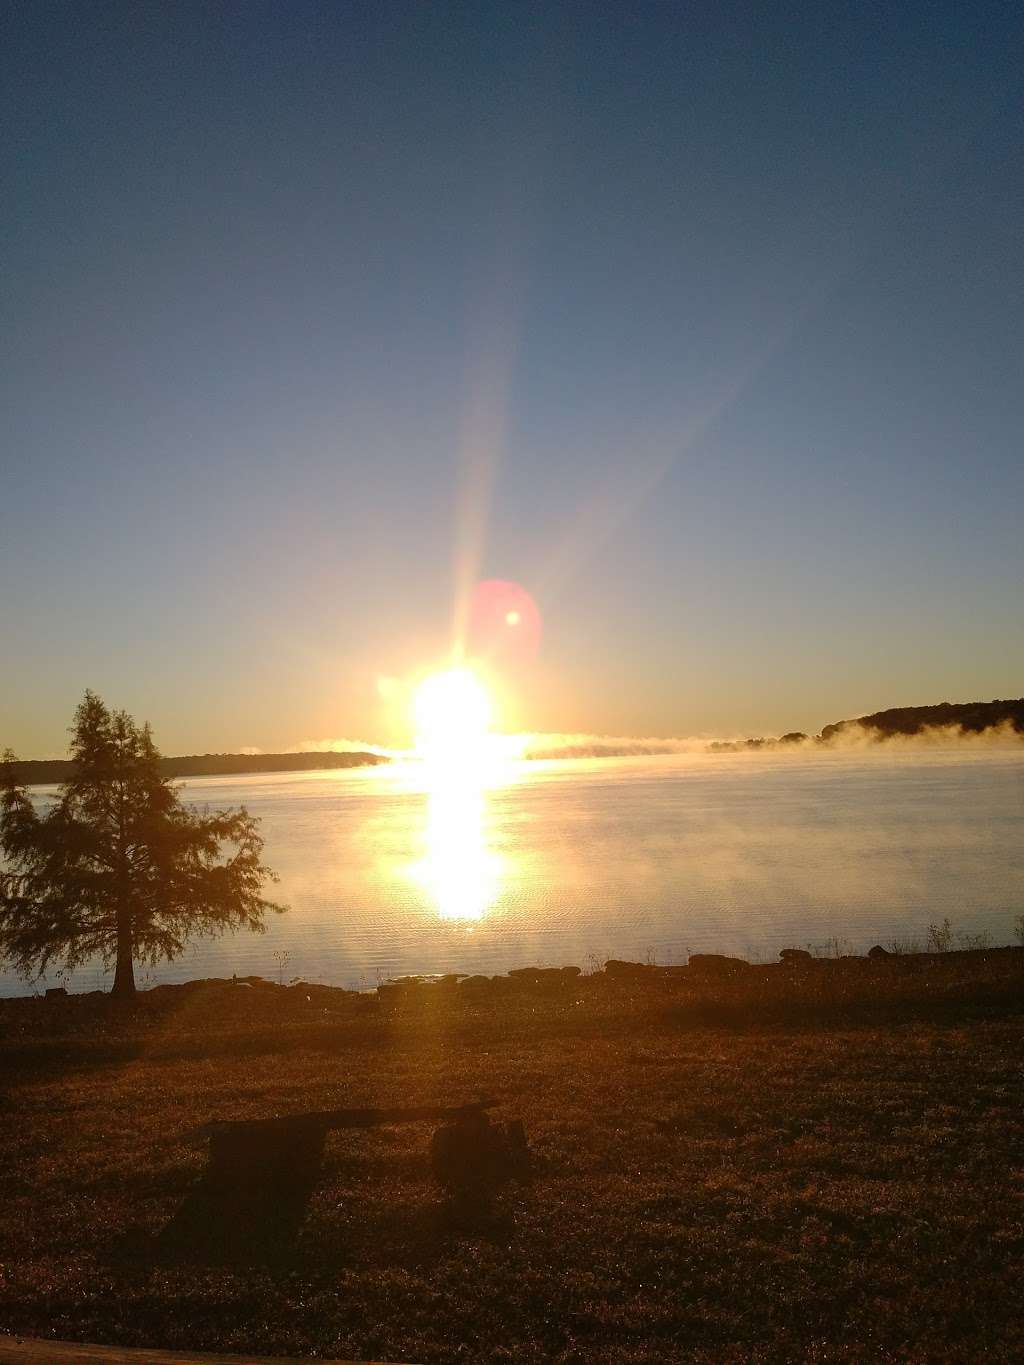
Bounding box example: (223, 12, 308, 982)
(467, 579, 542, 664)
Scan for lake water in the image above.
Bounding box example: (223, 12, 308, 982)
(4, 747, 1023, 995)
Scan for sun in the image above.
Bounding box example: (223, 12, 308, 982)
(413, 668, 492, 758)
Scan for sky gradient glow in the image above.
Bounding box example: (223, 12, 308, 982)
(3, 1, 1022, 757)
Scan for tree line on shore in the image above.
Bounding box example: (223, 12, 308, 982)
(5, 747, 385, 789)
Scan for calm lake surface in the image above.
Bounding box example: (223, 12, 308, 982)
(5, 748, 1023, 995)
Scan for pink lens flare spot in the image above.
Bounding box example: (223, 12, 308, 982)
(468, 580, 541, 664)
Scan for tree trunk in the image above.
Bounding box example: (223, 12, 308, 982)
(111, 909, 136, 998)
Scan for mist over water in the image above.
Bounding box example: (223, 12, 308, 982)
(4, 748, 1022, 996)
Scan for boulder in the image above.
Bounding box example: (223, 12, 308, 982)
(687, 953, 750, 975)
(779, 948, 813, 964)
(605, 959, 654, 977)
(459, 974, 493, 989)
(868, 944, 892, 959)
(508, 966, 582, 988)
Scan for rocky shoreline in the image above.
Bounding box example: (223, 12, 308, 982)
(7, 943, 1022, 1023)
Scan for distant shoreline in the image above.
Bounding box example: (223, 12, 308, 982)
(8, 749, 388, 788)
(711, 697, 1024, 751)
(8, 697, 1023, 784)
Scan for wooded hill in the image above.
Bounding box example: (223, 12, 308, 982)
(820, 697, 1024, 742)
(6, 749, 387, 788)
(709, 697, 1024, 751)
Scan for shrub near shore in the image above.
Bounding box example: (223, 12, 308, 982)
(2, 945, 1022, 1362)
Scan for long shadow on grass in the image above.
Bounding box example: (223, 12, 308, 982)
(127, 1124, 531, 1271)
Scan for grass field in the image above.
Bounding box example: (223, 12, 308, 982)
(2, 952, 1023, 1363)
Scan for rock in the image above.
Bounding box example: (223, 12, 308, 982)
(508, 966, 581, 988)
(376, 982, 412, 1005)
(687, 953, 750, 974)
(868, 944, 892, 959)
(605, 959, 654, 977)
(779, 948, 813, 964)
(45, 986, 68, 998)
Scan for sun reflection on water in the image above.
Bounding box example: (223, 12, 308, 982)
(402, 668, 521, 923)
(413, 771, 503, 922)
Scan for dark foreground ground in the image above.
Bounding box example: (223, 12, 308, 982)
(2, 949, 1022, 1363)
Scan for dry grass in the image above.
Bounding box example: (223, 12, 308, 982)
(2, 958, 1023, 1363)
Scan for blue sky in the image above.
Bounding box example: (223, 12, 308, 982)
(2, 1, 1022, 755)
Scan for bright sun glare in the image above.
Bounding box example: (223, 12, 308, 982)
(413, 668, 492, 758)
(408, 668, 502, 922)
